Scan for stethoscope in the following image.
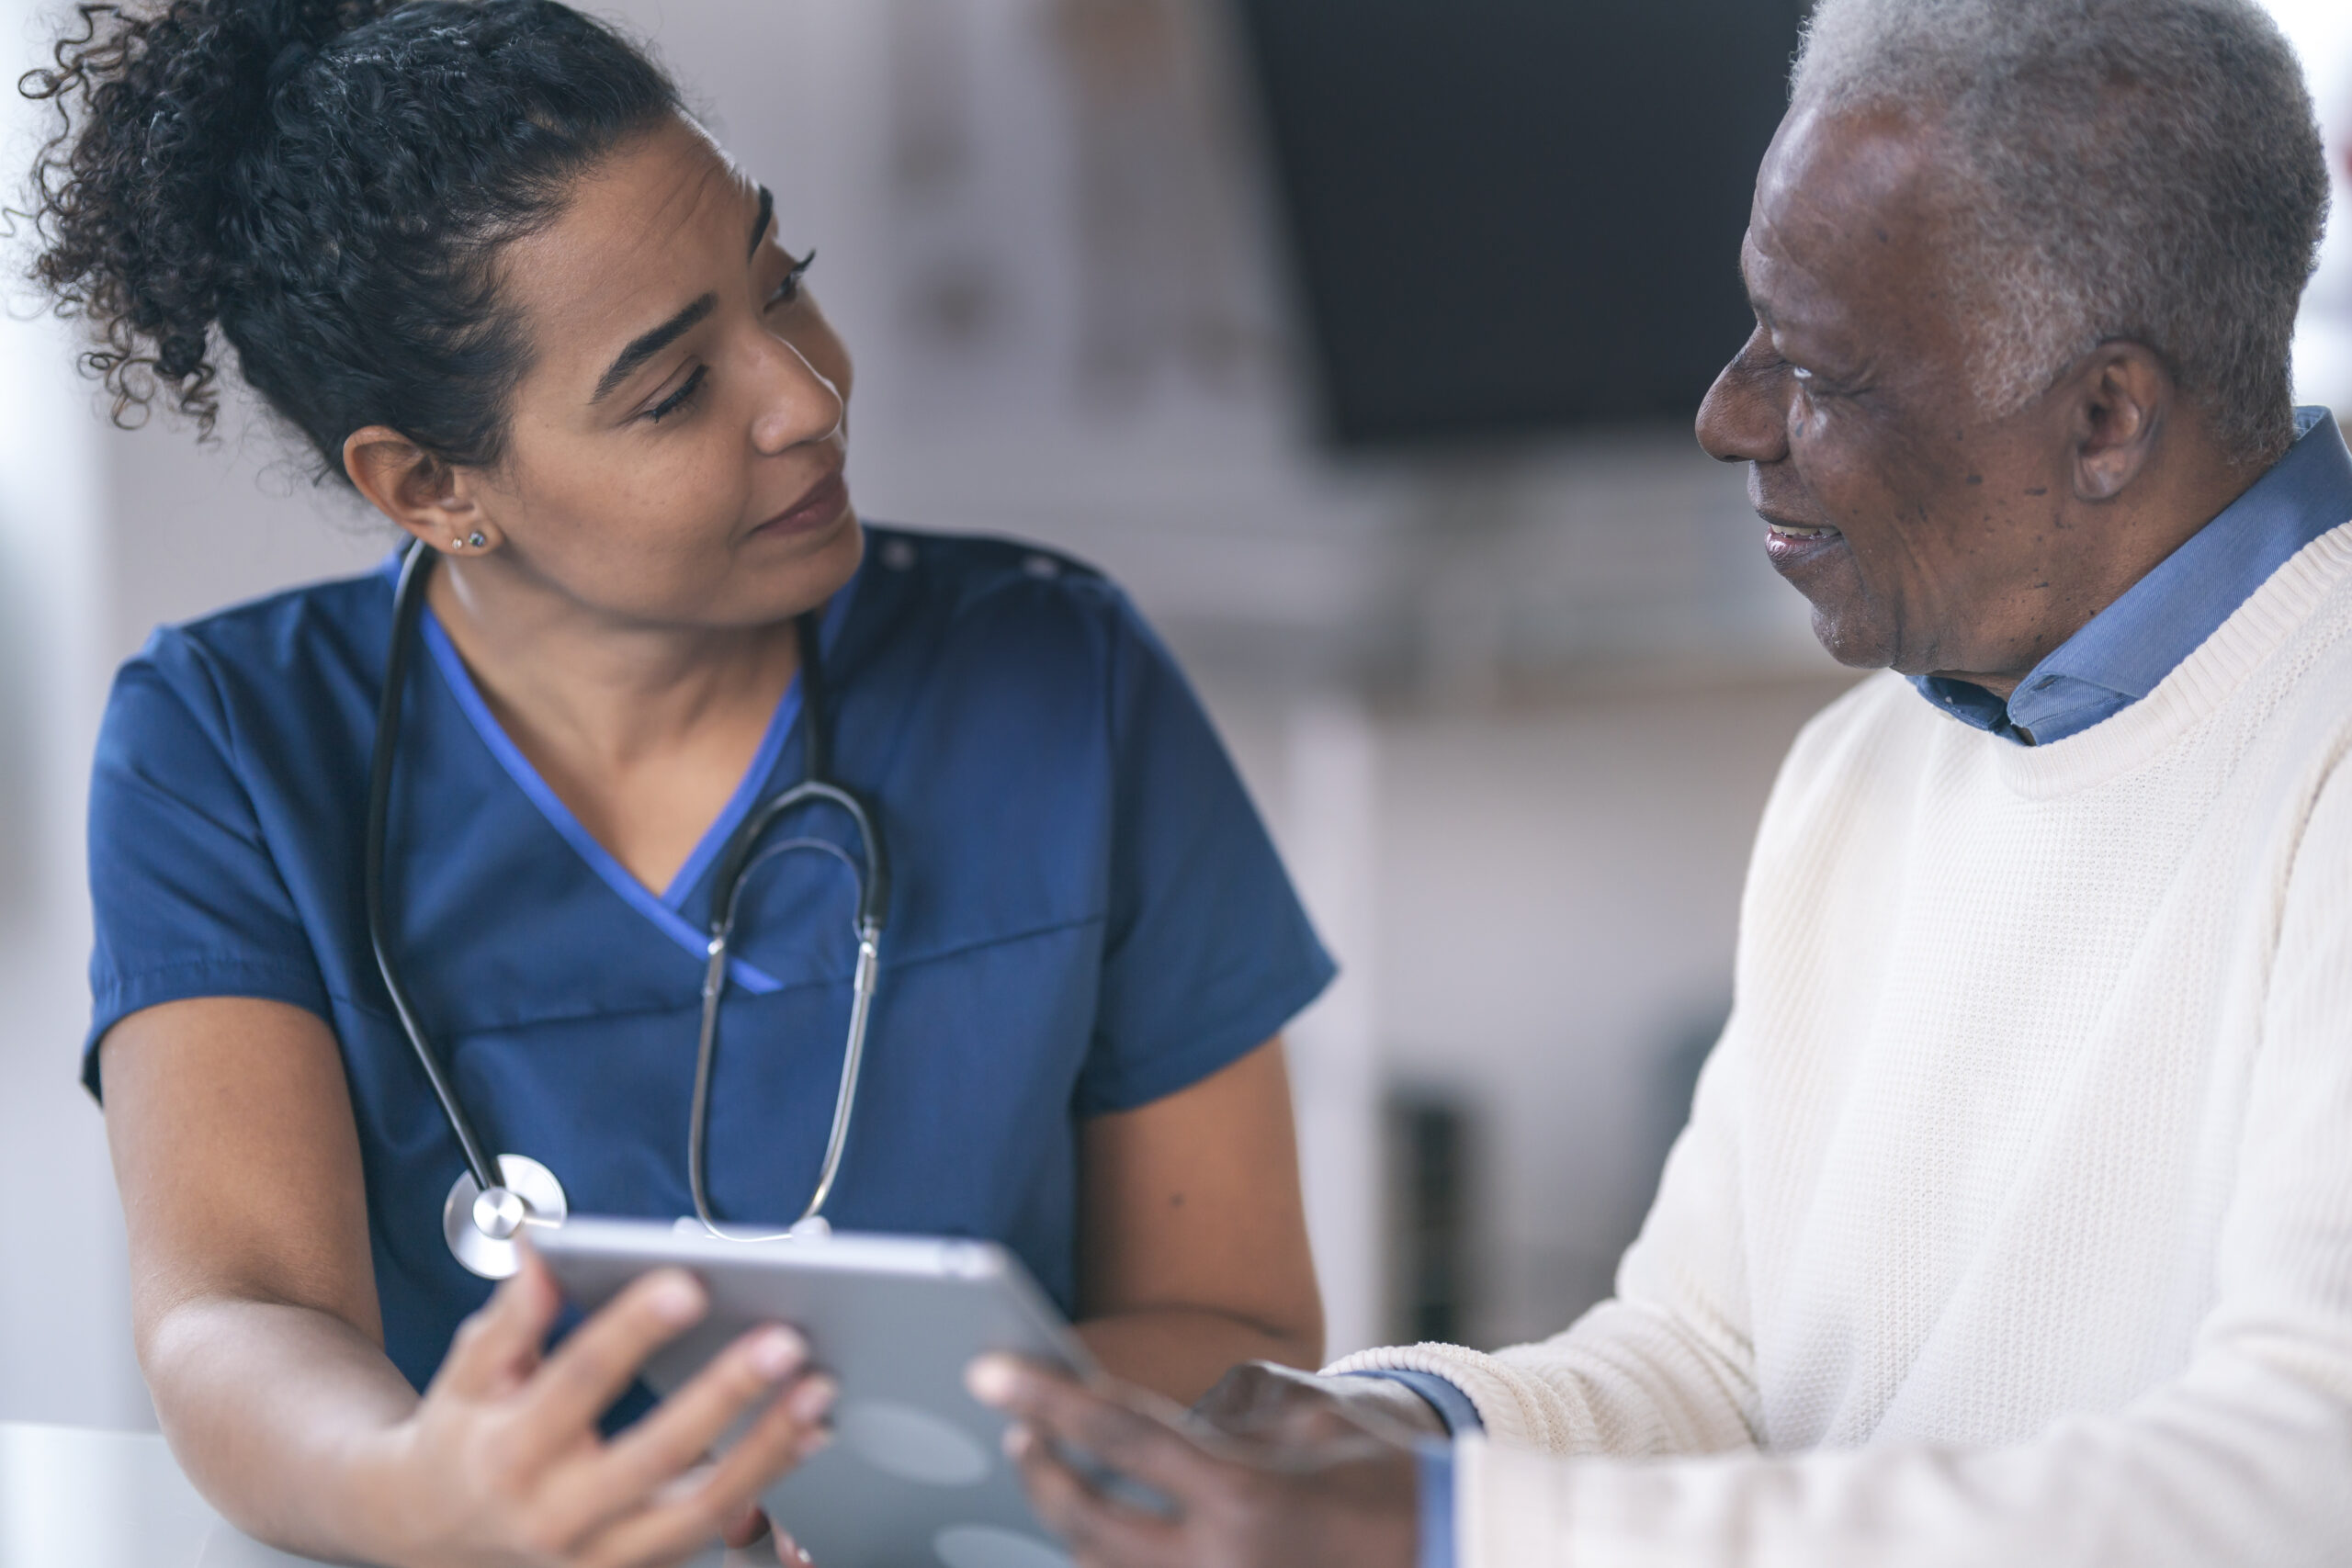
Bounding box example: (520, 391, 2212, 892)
(365, 541, 891, 1279)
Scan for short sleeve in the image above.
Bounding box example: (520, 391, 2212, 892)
(1073, 593, 1335, 1114)
(84, 639, 331, 1098)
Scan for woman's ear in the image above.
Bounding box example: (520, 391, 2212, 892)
(343, 426, 495, 553)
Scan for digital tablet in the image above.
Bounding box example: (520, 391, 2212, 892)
(536, 1217, 1089, 1568)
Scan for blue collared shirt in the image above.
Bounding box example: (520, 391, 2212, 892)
(1916, 408, 2352, 744)
(1345, 1371, 1482, 1568)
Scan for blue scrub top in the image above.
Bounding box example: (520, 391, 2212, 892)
(85, 525, 1334, 1396)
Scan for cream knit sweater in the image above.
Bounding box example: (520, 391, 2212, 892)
(1334, 521, 2352, 1566)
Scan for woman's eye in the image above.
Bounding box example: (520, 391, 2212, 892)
(646, 365, 708, 423)
(1790, 365, 1815, 385)
(766, 250, 816, 311)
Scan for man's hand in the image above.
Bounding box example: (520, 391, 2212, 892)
(1193, 1360, 1448, 1447)
(967, 1356, 1420, 1568)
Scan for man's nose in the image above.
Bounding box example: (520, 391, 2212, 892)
(1695, 326, 1788, 466)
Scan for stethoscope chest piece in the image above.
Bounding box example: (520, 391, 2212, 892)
(442, 1154, 569, 1280)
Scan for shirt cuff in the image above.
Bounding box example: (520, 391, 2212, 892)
(1347, 1369, 1487, 1436)
(1415, 1438, 1456, 1568)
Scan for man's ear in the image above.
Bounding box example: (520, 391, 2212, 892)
(2064, 343, 2173, 503)
(343, 425, 492, 551)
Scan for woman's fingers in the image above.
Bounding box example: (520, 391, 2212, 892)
(1002, 1422, 1183, 1568)
(582, 1371, 837, 1568)
(691, 1373, 836, 1522)
(553, 1325, 810, 1528)
(967, 1357, 1211, 1497)
(512, 1268, 710, 1461)
(432, 1249, 562, 1400)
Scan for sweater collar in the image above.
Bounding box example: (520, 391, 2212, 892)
(1913, 407, 2352, 746)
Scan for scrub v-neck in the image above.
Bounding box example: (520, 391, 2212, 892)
(417, 582, 856, 994)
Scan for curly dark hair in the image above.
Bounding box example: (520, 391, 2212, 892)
(18, 0, 680, 477)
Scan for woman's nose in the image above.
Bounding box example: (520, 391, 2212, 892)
(749, 336, 845, 456)
(1695, 325, 1789, 467)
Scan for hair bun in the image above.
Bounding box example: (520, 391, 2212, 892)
(21, 0, 682, 471)
(266, 39, 317, 93)
(17, 0, 406, 433)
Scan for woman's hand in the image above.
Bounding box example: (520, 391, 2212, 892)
(967, 1356, 1419, 1568)
(366, 1249, 835, 1568)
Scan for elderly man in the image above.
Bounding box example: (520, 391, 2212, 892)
(969, 0, 2352, 1563)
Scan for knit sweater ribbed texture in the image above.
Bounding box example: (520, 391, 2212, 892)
(1332, 520, 2352, 1565)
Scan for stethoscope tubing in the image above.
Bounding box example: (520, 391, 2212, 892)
(368, 539, 891, 1271)
(366, 544, 506, 1201)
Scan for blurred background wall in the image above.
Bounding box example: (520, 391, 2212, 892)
(1, 0, 2346, 1429)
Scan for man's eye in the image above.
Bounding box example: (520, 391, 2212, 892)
(1791, 365, 1815, 384)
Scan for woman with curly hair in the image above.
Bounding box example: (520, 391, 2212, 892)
(20, 3, 1332, 1562)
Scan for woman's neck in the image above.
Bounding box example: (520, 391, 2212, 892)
(422, 551, 807, 894)
(427, 553, 802, 770)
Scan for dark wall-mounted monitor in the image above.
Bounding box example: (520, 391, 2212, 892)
(1232, 0, 1807, 448)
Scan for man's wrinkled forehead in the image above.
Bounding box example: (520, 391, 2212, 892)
(1744, 104, 1961, 345)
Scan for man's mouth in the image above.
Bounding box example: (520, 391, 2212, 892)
(1762, 516, 1844, 570)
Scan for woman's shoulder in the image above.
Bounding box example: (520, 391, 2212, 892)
(106, 560, 393, 750)
(849, 524, 1151, 671)
(132, 558, 392, 671)
(861, 525, 1121, 615)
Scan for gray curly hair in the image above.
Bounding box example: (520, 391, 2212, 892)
(1791, 0, 2330, 464)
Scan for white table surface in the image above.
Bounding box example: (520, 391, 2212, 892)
(0, 1422, 760, 1568)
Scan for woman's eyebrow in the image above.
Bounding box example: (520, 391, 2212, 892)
(592, 292, 717, 403)
(750, 186, 773, 260)
(586, 187, 771, 406)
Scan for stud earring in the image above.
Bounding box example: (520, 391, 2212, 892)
(468, 531, 487, 549)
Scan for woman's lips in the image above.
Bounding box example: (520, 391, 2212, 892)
(751, 469, 850, 539)
(1763, 517, 1844, 568)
